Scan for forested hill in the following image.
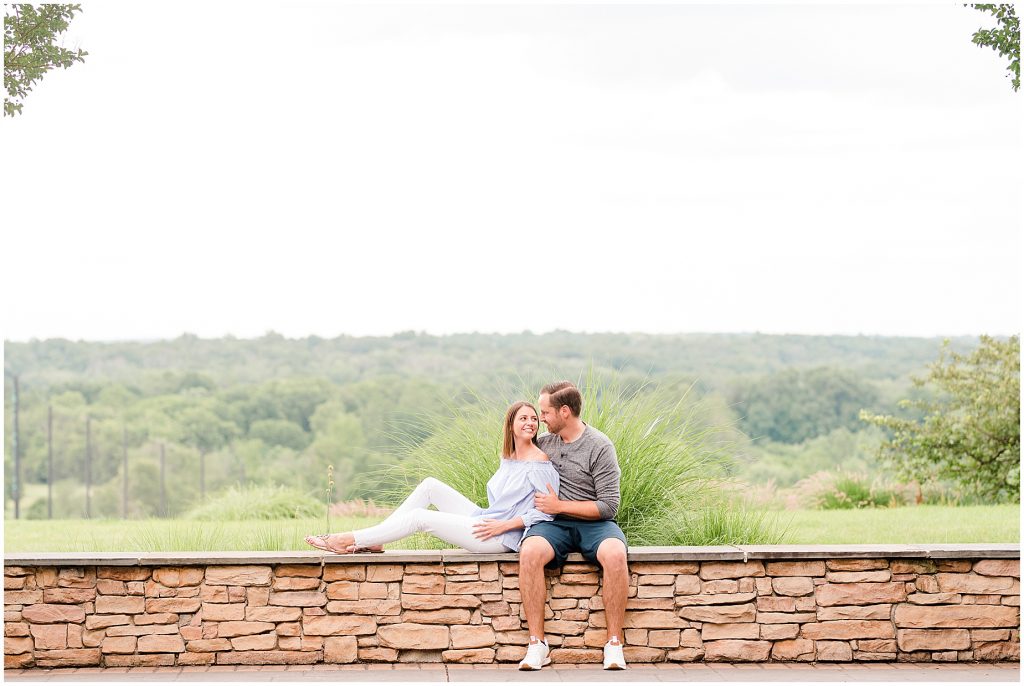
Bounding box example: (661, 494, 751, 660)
(4, 332, 976, 392)
(3, 333, 984, 518)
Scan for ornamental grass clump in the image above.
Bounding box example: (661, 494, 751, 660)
(385, 373, 782, 546)
(667, 500, 786, 546)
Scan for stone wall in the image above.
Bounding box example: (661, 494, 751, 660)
(3, 546, 1019, 668)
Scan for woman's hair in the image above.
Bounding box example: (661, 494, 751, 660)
(502, 401, 540, 458)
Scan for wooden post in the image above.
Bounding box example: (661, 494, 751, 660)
(159, 442, 167, 517)
(11, 375, 21, 519)
(84, 416, 91, 519)
(47, 405, 53, 519)
(122, 426, 128, 519)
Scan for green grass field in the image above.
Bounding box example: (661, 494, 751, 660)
(775, 504, 1019, 545)
(3, 505, 1018, 553)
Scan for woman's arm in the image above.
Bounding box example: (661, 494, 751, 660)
(473, 516, 523, 540)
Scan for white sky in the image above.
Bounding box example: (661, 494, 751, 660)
(2, 1, 1021, 341)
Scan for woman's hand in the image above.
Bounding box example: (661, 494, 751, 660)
(472, 518, 508, 540)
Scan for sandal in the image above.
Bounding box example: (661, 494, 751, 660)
(305, 533, 349, 554)
(347, 545, 385, 554)
(305, 534, 384, 554)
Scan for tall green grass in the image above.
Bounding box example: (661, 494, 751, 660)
(383, 373, 784, 545)
(669, 505, 787, 546)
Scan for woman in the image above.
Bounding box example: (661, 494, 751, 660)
(305, 401, 559, 554)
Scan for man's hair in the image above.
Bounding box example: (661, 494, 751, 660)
(540, 380, 582, 417)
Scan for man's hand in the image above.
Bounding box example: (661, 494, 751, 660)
(472, 519, 507, 540)
(534, 484, 562, 515)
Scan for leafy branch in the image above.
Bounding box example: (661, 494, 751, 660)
(968, 3, 1020, 91)
(4, 4, 88, 116)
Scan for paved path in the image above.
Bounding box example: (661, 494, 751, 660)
(3, 663, 1019, 683)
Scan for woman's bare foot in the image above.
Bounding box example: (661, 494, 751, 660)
(304, 533, 356, 553)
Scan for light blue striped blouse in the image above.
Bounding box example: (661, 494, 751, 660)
(473, 458, 561, 552)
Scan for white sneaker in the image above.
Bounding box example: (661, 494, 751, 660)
(519, 637, 550, 671)
(603, 638, 627, 670)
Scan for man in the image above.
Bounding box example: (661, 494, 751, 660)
(517, 381, 629, 671)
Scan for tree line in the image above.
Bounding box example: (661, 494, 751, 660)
(5, 332, 1012, 519)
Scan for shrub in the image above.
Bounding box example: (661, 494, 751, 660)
(383, 374, 782, 546)
(793, 470, 905, 510)
(25, 497, 49, 520)
(915, 479, 987, 506)
(184, 484, 323, 521)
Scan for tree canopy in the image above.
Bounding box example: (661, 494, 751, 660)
(862, 335, 1020, 502)
(969, 4, 1020, 92)
(4, 4, 87, 116)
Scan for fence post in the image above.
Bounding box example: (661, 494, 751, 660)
(11, 375, 21, 519)
(48, 405, 53, 519)
(84, 416, 91, 519)
(122, 426, 128, 519)
(159, 442, 167, 517)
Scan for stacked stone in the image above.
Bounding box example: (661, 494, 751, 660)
(890, 558, 1020, 662)
(671, 557, 1021, 663)
(5, 566, 102, 668)
(3, 556, 1019, 668)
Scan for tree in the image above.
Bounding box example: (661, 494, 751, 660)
(4, 4, 87, 116)
(248, 418, 309, 451)
(969, 4, 1020, 92)
(861, 336, 1020, 502)
(733, 367, 880, 444)
(307, 403, 369, 498)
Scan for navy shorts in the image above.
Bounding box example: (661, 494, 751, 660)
(523, 518, 628, 569)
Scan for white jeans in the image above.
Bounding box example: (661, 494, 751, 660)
(351, 477, 511, 553)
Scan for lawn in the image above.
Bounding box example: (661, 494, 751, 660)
(3, 505, 1018, 553)
(776, 504, 1019, 545)
(2, 516, 430, 554)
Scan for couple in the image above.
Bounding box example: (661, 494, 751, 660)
(305, 381, 630, 671)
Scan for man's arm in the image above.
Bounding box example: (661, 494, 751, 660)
(553, 498, 603, 520)
(589, 443, 621, 520)
(534, 484, 603, 520)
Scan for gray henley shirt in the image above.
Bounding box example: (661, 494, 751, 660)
(536, 424, 621, 521)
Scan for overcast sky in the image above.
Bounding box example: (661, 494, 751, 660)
(2, 1, 1020, 342)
